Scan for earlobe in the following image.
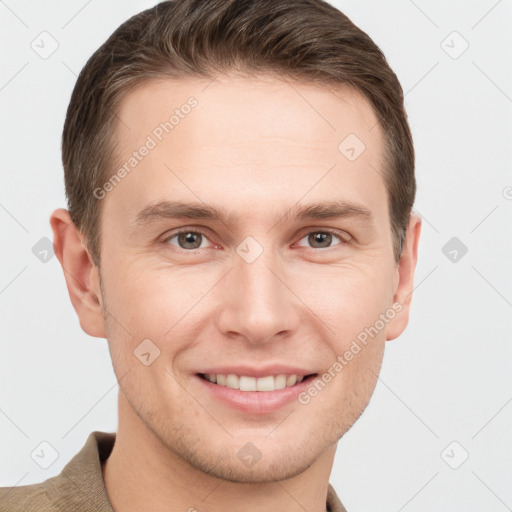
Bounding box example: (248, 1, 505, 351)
(386, 213, 422, 341)
(50, 208, 106, 338)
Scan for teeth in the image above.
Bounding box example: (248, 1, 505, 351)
(286, 375, 297, 386)
(226, 374, 239, 389)
(240, 376, 256, 391)
(256, 376, 274, 391)
(274, 375, 286, 390)
(202, 373, 307, 392)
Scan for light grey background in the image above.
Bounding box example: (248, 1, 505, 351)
(1, 1, 511, 511)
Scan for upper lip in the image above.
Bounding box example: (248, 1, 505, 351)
(196, 365, 316, 378)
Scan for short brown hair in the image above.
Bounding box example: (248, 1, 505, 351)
(62, 0, 415, 266)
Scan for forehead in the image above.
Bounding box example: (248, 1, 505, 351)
(115, 73, 381, 153)
(105, 74, 387, 226)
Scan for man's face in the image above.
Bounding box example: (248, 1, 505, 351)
(96, 75, 402, 482)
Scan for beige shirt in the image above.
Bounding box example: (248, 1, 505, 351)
(1, 431, 347, 511)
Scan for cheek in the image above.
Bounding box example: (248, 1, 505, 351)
(297, 265, 394, 346)
(101, 265, 214, 366)
(106, 263, 202, 326)
(100, 268, 198, 404)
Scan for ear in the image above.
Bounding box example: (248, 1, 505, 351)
(386, 213, 422, 341)
(50, 208, 106, 338)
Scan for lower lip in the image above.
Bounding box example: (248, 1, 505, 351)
(195, 374, 317, 414)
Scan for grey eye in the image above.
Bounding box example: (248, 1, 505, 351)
(167, 231, 208, 250)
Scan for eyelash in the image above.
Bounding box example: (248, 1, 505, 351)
(162, 228, 351, 252)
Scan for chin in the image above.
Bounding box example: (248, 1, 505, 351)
(186, 450, 317, 484)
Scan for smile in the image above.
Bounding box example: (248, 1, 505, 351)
(198, 373, 315, 392)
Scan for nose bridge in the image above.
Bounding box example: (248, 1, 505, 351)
(217, 240, 299, 344)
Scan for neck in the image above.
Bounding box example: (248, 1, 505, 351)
(102, 392, 337, 512)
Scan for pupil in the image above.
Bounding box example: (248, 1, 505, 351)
(309, 232, 331, 248)
(179, 232, 201, 249)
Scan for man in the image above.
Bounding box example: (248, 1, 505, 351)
(1, 0, 420, 510)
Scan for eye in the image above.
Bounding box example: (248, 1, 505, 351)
(295, 229, 349, 249)
(163, 228, 350, 253)
(165, 230, 212, 250)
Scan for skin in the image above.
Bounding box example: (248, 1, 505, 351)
(51, 74, 421, 512)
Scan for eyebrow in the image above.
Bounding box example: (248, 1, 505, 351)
(133, 199, 373, 226)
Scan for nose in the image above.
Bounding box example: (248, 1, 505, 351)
(215, 246, 301, 345)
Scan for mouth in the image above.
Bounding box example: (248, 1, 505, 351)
(197, 372, 318, 392)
